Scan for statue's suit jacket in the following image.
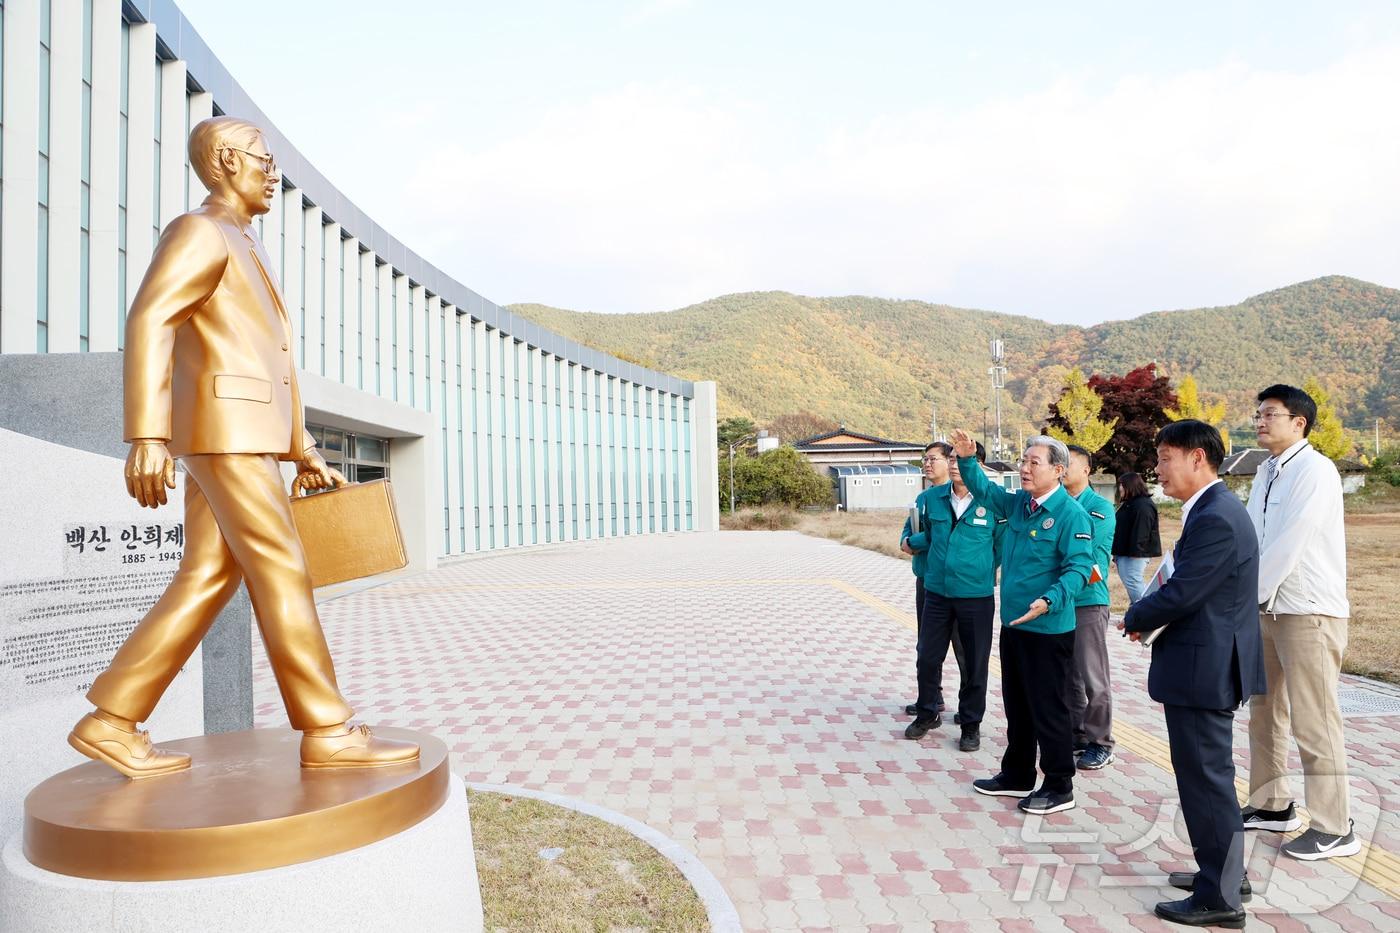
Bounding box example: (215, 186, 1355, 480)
(124, 195, 313, 459)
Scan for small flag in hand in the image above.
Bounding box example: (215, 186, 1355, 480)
(1088, 563, 1104, 585)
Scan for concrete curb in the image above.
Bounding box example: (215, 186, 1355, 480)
(466, 781, 743, 932)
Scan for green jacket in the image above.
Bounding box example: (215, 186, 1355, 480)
(905, 483, 1006, 598)
(899, 484, 939, 579)
(957, 456, 1094, 635)
(1070, 485, 1116, 608)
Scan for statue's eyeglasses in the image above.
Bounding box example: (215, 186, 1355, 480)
(221, 146, 278, 175)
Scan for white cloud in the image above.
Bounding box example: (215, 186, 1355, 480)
(358, 43, 1400, 322)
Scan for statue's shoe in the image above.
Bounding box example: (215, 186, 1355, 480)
(300, 724, 420, 769)
(68, 713, 192, 779)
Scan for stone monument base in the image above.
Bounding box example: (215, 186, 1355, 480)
(1, 727, 483, 932)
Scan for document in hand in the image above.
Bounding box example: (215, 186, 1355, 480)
(909, 505, 921, 535)
(1140, 551, 1176, 647)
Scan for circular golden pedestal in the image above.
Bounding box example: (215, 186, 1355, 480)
(23, 727, 449, 881)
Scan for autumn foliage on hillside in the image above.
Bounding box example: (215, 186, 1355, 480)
(512, 275, 1400, 443)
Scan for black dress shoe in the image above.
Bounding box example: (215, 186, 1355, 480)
(904, 715, 941, 739)
(904, 703, 918, 716)
(1153, 896, 1245, 929)
(1167, 871, 1252, 901)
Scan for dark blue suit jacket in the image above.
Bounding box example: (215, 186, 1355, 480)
(1123, 483, 1266, 709)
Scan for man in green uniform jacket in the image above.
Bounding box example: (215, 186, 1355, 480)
(900, 443, 956, 716)
(903, 442, 1006, 752)
(1064, 444, 1118, 772)
(951, 429, 1094, 815)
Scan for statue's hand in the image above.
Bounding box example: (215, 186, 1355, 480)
(295, 447, 348, 492)
(125, 441, 177, 509)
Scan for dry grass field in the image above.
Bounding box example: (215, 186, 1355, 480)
(723, 484, 1400, 684)
(468, 790, 709, 932)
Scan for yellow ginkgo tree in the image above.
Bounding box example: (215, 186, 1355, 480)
(1046, 368, 1117, 453)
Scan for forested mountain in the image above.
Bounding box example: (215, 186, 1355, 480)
(511, 276, 1400, 443)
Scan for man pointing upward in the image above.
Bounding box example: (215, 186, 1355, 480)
(950, 429, 1093, 815)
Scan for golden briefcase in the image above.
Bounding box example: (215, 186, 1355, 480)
(289, 477, 407, 587)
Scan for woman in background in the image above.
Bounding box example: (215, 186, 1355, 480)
(1111, 472, 1161, 604)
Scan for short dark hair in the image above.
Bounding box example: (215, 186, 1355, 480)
(1066, 444, 1092, 471)
(1155, 419, 1225, 469)
(1257, 384, 1316, 437)
(925, 441, 953, 457)
(974, 441, 987, 464)
(1118, 472, 1150, 500)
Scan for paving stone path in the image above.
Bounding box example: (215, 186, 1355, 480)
(254, 531, 1400, 932)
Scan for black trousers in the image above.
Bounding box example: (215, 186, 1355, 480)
(998, 626, 1076, 794)
(912, 584, 946, 709)
(916, 592, 992, 723)
(1164, 704, 1246, 911)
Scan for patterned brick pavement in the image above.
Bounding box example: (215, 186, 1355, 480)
(254, 531, 1400, 932)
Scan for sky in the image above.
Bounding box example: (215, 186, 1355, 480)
(174, 1, 1400, 324)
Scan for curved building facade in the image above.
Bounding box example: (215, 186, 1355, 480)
(0, 0, 720, 572)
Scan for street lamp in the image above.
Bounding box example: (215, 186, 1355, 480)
(728, 430, 768, 514)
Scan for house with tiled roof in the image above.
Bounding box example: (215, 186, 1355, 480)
(792, 427, 927, 471)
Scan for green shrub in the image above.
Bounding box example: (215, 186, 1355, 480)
(719, 446, 834, 511)
(1370, 445, 1400, 487)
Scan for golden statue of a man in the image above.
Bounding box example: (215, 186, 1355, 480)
(68, 116, 418, 777)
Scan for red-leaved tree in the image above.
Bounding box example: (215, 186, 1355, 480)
(1047, 363, 1177, 480)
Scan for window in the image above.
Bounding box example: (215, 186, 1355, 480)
(852, 478, 863, 487)
(306, 425, 390, 484)
(905, 477, 916, 486)
(872, 478, 882, 487)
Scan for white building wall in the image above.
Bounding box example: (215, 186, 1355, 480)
(1, 0, 39, 353)
(44, 3, 81, 352)
(337, 234, 356, 386)
(300, 204, 322, 374)
(321, 222, 340, 381)
(471, 320, 489, 550)
(281, 189, 303, 364)
(156, 59, 184, 231)
(185, 91, 212, 210)
(87, 0, 121, 353)
(442, 301, 460, 552)
(121, 23, 154, 315)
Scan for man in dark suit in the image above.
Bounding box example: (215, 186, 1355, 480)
(1121, 420, 1266, 929)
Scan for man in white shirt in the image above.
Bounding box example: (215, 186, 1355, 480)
(1243, 384, 1358, 860)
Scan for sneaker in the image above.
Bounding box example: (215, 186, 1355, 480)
(1076, 744, 1115, 771)
(1018, 789, 1076, 815)
(1072, 741, 1088, 756)
(903, 715, 941, 739)
(973, 775, 1035, 798)
(1242, 802, 1302, 832)
(1282, 821, 1361, 861)
(958, 724, 980, 752)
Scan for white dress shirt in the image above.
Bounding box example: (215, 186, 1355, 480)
(1246, 440, 1350, 617)
(951, 488, 974, 519)
(1180, 479, 1222, 530)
